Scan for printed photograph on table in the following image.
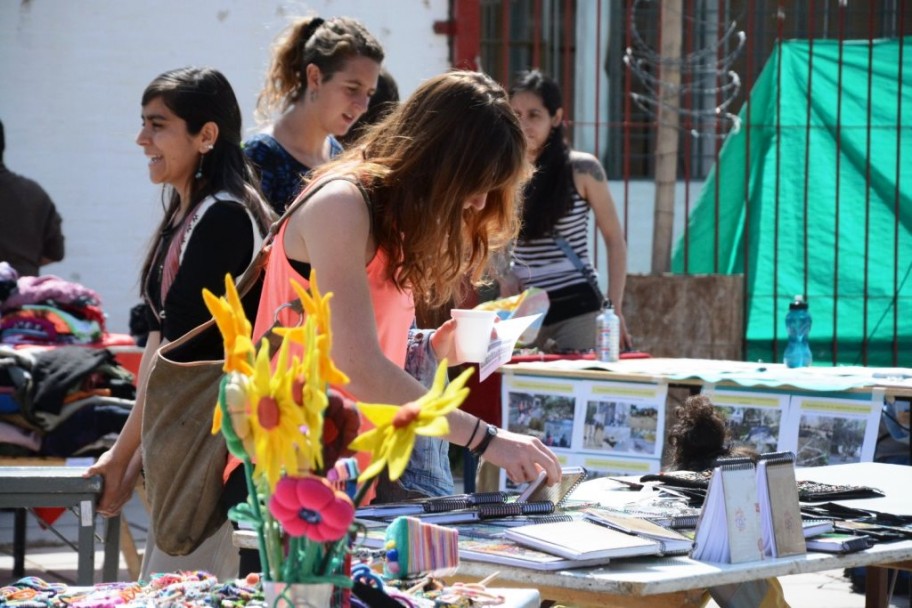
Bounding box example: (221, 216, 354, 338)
(503, 374, 578, 450)
(703, 389, 790, 455)
(581, 381, 667, 458)
(779, 393, 883, 466)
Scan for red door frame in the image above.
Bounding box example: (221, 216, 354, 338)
(434, 0, 481, 70)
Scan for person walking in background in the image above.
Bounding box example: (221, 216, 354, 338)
(244, 16, 384, 214)
(0, 119, 65, 277)
(500, 70, 630, 352)
(85, 67, 274, 578)
(253, 70, 563, 503)
(336, 67, 399, 147)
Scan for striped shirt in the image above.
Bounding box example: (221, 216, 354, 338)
(513, 191, 593, 291)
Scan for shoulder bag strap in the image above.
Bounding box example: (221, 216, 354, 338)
(552, 232, 603, 298)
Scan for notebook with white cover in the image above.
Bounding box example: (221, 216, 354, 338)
(692, 457, 763, 564)
(582, 509, 693, 555)
(757, 451, 806, 557)
(503, 520, 661, 561)
(459, 537, 615, 571)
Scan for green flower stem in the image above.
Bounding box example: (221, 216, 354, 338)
(241, 457, 271, 581)
(317, 475, 378, 576)
(263, 488, 285, 582)
(300, 536, 321, 581)
(283, 535, 299, 583)
(350, 475, 378, 512)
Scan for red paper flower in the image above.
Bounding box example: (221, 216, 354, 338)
(269, 476, 354, 542)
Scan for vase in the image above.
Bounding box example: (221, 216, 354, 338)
(262, 581, 335, 608)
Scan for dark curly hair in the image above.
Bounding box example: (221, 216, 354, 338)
(667, 395, 757, 471)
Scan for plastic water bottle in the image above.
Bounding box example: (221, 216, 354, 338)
(784, 295, 812, 368)
(596, 299, 620, 362)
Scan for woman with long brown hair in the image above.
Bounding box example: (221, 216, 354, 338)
(254, 70, 563, 502)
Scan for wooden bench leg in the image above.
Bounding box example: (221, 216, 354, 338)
(119, 514, 141, 580)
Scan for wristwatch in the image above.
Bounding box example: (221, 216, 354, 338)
(471, 424, 498, 458)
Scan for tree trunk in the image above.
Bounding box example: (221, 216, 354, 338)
(651, 0, 683, 274)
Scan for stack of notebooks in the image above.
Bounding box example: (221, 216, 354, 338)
(355, 466, 589, 526)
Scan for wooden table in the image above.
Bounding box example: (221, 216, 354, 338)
(454, 539, 912, 608)
(455, 462, 912, 608)
(0, 466, 121, 584)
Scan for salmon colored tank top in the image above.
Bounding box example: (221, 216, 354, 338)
(252, 187, 415, 379)
(231, 180, 415, 495)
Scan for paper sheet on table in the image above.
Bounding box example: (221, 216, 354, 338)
(478, 314, 543, 381)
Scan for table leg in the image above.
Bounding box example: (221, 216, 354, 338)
(102, 514, 122, 582)
(865, 566, 889, 608)
(12, 508, 26, 578)
(76, 499, 95, 585)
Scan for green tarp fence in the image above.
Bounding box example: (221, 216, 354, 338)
(671, 37, 912, 366)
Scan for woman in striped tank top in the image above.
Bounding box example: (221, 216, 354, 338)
(502, 70, 630, 351)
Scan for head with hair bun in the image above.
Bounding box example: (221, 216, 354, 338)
(667, 395, 758, 472)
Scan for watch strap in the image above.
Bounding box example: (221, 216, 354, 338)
(471, 424, 498, 458)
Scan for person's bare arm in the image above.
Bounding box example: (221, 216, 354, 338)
(572, 150, 631, 349)
(286, 181, 562, 484)
(85, 331, 160, 516)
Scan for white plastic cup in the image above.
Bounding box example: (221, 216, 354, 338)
(450, 308, 497, 363)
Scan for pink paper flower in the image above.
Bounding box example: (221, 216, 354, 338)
(269, 475, 354, 542)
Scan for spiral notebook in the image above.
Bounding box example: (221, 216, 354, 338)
(691, 456, 763, 564)
(355, 491, 507, 520)
(409, 500, 556, 525)
(518, 466, 588, 507)
(503, 519, 662, 562)
(757, 451, 806, 558)
(582, 509, 693, 555)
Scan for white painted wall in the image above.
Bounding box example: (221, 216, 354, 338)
(0, 0, 450, 333)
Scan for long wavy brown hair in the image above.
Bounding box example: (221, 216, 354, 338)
(309, 70, 529, 312)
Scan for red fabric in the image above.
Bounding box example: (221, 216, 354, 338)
(33, 506, 66, 527)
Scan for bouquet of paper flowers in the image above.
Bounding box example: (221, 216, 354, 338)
(202, 271, 472, 602)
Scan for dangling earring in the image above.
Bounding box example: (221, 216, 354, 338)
(309, 89, 318, 103)
(194, 155, 204, 180)
(195, 144, 214, 180)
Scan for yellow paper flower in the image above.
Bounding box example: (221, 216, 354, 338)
(349, 361, 473, 482)
(247, 336, 309, 490)
(202, 275, 256, 376)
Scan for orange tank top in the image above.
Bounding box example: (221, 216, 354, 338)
(252, 185, 415, 377)
(227, 180, 415, 489)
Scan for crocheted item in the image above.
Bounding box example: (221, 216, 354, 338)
(383, 516, 459, 580)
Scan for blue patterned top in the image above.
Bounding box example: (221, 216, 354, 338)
(243, 133, 343, 214)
